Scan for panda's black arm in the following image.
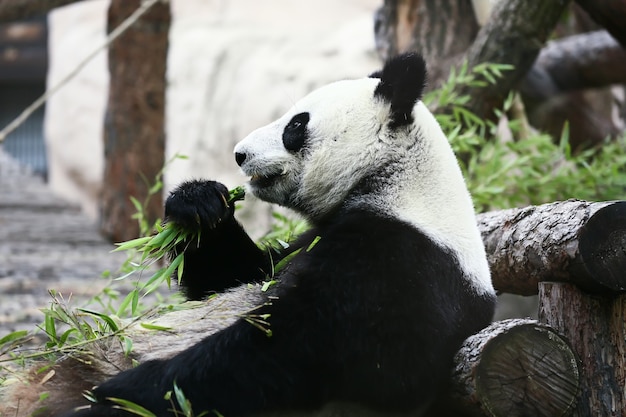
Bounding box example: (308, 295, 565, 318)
(165, 180, 272, 300)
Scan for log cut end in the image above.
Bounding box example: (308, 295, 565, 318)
(452, 319, 580, 417)
(578, 201, 626, 291)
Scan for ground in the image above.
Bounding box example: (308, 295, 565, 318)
(0, 147, 156, 345)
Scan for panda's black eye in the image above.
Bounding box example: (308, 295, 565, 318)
(283, 112, 310, 152)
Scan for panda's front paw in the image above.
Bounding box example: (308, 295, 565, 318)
(165, 180, 233, 231)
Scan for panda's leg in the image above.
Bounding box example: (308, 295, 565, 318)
(75, 303, 330, 417)
(164, 180, 272, 300)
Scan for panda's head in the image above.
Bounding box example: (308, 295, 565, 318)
(234, 53, 431, 221)
(235, 52, 493, 295)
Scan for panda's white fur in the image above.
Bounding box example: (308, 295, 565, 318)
(6, 53, 496, 417)
(235, 78, 492, 295)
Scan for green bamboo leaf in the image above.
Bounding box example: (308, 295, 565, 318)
(148, 181, 163, 196)
(131, 289, 139, 316)
(173, 382, 193, 415)
(261, 280, 277, 292)
(113, 236, 152, 252)
(142, 253, 183, 294)
(77, 309, 120, 333)
(0, 330, 28, 347)
(145, 226, 176, 250)
(117, 289, 139, 317)
(129, 196, 143, 213)
(106, 397, 156, 417)
(158, 227, 184, 252)
(228, 186, 246, 204)
(176, 254, 185, 285)
(273, 248, 301, 274)
(306, 236, 321, 252)
(140, 323, 173, 331)
(44, 314, 57, 341)
(122, 336, 134, 356)
(58, 328, 78, 347)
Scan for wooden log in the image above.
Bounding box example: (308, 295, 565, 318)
(521, 31, 626, 95)
(476, 200, 626, 295)
(538, 282, 626, 416)
(3, 293, 580, 417)
(438, 318, 580, 417)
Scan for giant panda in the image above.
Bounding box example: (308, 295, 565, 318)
(12, 53, 496, 417)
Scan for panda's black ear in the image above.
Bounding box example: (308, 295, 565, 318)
(373, 52, 427, 129)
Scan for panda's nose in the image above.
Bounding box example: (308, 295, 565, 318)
(235, 152, 247, 166)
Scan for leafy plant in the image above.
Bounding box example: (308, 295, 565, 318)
(424, 61, 626, 211)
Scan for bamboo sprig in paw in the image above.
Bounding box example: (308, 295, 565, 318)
(114, 186, 246, 294)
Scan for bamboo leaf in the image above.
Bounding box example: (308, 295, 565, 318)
(106, 397, 156, 417)
(0, 330, 28, 347)
(140, 323, 173, 331)
(77, 309, 120, 333)
(112, 236, 152, 252)
(273, 248, 301, 274)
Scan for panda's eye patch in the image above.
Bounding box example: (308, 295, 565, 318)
(283, 112, 310, 152)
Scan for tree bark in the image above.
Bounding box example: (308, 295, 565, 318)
(539, 282, 626, 417)
(476, 200, 626, 295)
(437, 319, 580, 417)
(99, 0, 169, 242)
(0, 0, 88, 23)
(374, 0, 479, 87)
(519, 30, 626, 148)
(374, 0, 572, 123)
(460, 0, 572, 123)
(522, 31, 626, 95)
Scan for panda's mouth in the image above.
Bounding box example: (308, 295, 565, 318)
(249, 170, 285, 188)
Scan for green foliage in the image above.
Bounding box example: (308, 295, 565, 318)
(104, 381, 215, 417)
(424, 62, 626, 212)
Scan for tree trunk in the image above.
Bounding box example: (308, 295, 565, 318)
(538, 282, 626, 417)
(0, 0, 87, 23)
(374, 0, 478, 88)
(476, 200, 626, 295)
(523, 31, 626, 94)
(520, 30, 626, 148)
(438, 319, 580, 417)
(99, 0, 169, 242)
(374, 0, 479, 87)
(460, 0, 572, 123)
(375, 0, 572, 120)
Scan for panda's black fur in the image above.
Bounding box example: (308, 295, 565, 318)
(61, 53, 496, 417)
